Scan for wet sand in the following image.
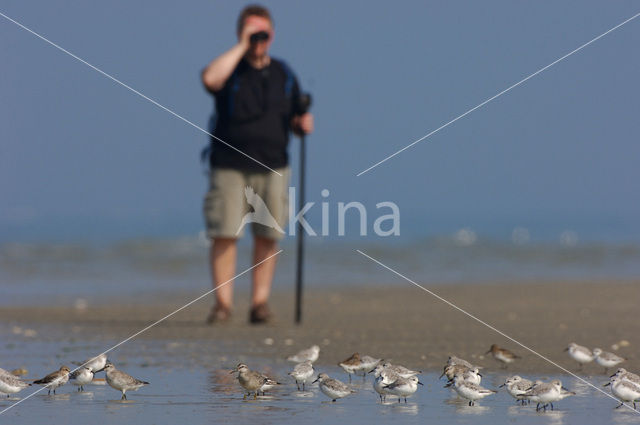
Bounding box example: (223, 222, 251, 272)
(1, 280, 638, 374)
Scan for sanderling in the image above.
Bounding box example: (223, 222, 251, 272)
(104, 362, 149, 400)
(499, 375, 533, 405)
(370, 364, 400, 402)
(440, 364, 470, 381)
(605, 375, 640, 410)
(383, 376, 423, 403)
(339, 353, 362, 383)
(564, 343, 594, 369)
(0, 370, 31, 397)
(593, 348, 625, 374)
(289, 361, 314, 391)
(522, 379, 575, 411)
(444, 367, 481, 387)
(451, 374, 496, 406)
(258, 373, 281, 396)
(34, 366, 70, 395)
(312, 373, 355, 402)
(378, 361, 421, 378)
(287, 345, 320, 363)
(358, 355, 381, 375)
(610, 368, 640, 385)
(486, 344, 520, 368)
(447, 356, 474, 368)
(70, 366, 94, 392)
(74, 353, 108, 373)
(230, 363, 268, 399)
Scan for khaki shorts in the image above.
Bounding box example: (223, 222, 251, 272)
(203, 167, 290, 240)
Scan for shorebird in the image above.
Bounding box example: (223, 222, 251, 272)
(34, 366, 70, 395)
(447, 356, 474, 368)
(104, 362, 149, 400)
(0, 370, 31, 397)
(486, 344, 520, 368)
(383, 376, 423, 403)
(522, 380, 575, 411)
(287, 345, 320, 363)
(312, 373, 355, 402)
(258, 373, 280, 396)
(605, 375, 640, 410)
(74, 353, 108, 373)
(70, 366, 94, 392)
(440, 364, 470, 381)
(378, 361, 421, 378)
(339, 353, 362, 383)
(444, 367, 482, 387)
(370, 364, 400, 402)
(610, 368, 640, 385)
(357, 355, 381, 376)
(451, 374, 496, 406)
(289, 361, 314, 391)
(499, 375, 533, 405)
(593, 348, 625, 374)
(230, 363, 268, 399)
(564, 343, 594, 369)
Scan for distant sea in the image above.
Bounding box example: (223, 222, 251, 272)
(2, 218, 640, 307)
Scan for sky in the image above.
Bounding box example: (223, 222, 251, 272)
(1, 1, 639, 243)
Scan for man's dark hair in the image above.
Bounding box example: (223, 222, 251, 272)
(237, 4, 272, 35)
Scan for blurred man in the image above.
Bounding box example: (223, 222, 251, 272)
(201, 5, 313, 324)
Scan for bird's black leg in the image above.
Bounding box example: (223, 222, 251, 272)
(536, 403, 540, 411)
(332, 399, 336, 402)
(550, 403, 554, 411)
(615, 403, 624, 409)
(348, 374, 352, 384)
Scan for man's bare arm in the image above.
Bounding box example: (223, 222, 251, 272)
(201, 42, 248, 92)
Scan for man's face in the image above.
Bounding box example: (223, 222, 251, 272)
(243, 15, 273, 58)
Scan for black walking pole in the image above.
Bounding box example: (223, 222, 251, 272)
(295, 93, 312, 324)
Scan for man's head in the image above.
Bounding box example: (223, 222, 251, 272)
(237, 5, 273, 59)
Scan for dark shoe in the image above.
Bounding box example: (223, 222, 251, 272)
(249, 303, 272, 324)
(206, 304, 231, 324)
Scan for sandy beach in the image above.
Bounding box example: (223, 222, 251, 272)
(2, 279, 638, 375)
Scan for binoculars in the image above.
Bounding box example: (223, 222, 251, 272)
(250, 31, 270, 43)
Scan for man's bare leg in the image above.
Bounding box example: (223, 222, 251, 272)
(250, 236, 278, 322)
(207, 237, 237, 322)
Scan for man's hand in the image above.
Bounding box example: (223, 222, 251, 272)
(292, 113, 314, 136)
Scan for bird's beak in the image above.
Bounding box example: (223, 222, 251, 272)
(93, 367, 105, 374)
(609, 373, 616, 378)
(498, 383, 505, 388)
(229, 369, 237, 374)
(438, 372, 446, 379)
(368, 369, 375, 374)
(443, 382, 452, 388)
(312, 378, 319, 384)
(563, 347, 569, 352)
(478, 373, 483, 378)
(417, 381, 424, 386)
(484, 350, 491, 355)
(561, 386, 570, 391)
(603, 382, 611, 387)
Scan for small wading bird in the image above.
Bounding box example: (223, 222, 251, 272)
(0, 368, 31, 397)
(287, 345, 320, 363)
(70, 366, 94, 392)
(289, 361, 314, 391)
(593, 348, 626, 374)
(486, 344, 520, 368)
(312, 373, 355, 402)
(230, 363, 270, 399)
(522, 380, 575, 412)
(383, 375, 423, 403)
(34, 366, 70, 395)
(104, 362, 149, 400)
(564, 343, 594, 369)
